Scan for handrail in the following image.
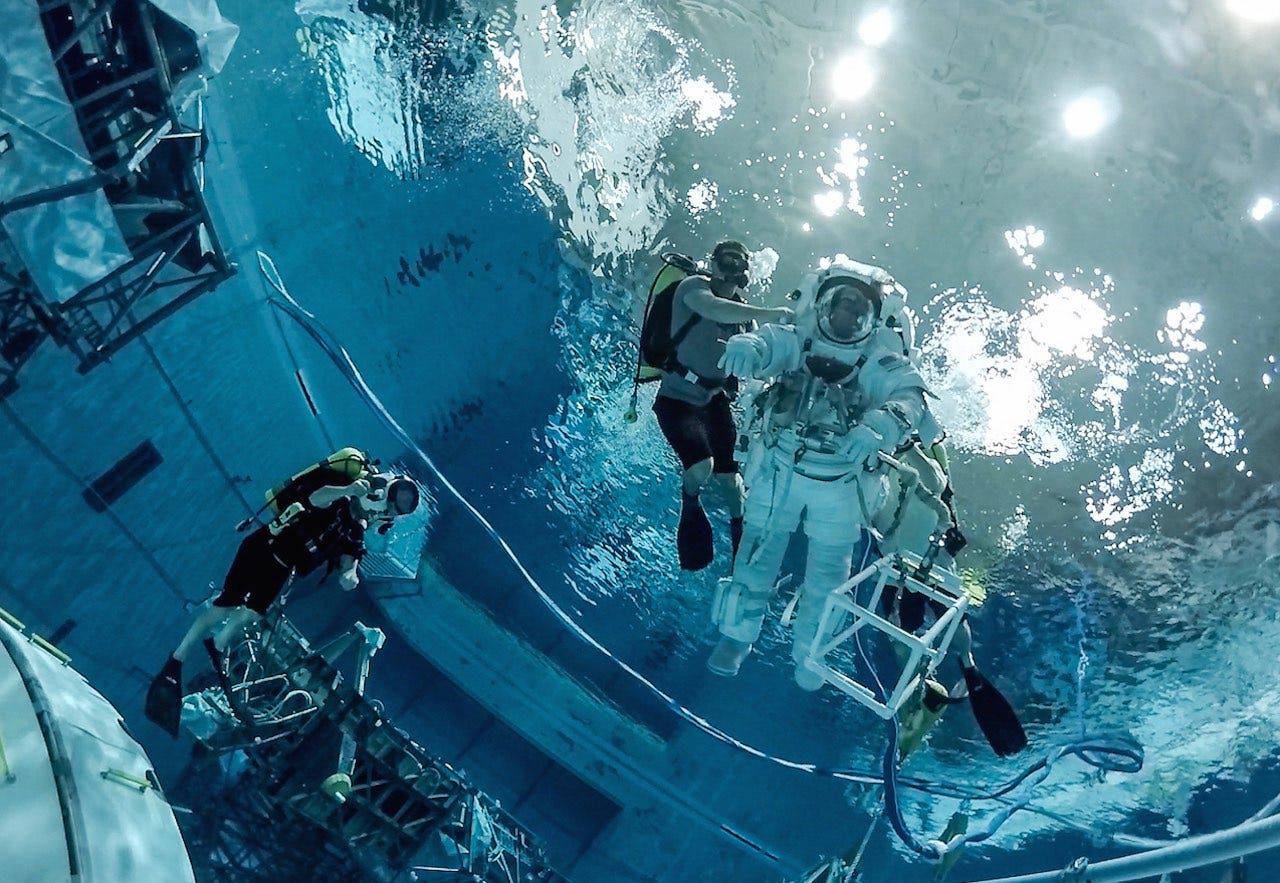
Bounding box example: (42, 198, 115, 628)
(968, 810, 1280, 882)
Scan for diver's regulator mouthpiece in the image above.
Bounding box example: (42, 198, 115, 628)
(715, 252, 751, 289)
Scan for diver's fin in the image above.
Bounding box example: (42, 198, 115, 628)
(931, 811, 970, 882)
(963, 665, 1027, 757)
(144, 657, 183, 738)
(677, 493, 714, 571)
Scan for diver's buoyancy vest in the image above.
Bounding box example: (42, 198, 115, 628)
(667, 276, 746, 390)
(270, 502, 366, 575)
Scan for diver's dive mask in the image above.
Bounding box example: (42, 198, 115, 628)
(714, 251, 751, 289)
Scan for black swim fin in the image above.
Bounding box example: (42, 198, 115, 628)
(677, 493, 714, 571)
(144, 657, 183, 738)
(963, 665, 1027, 757)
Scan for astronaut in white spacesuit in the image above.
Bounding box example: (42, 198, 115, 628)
(707, 258, 936, 690)
(872, 437, 1028, 756)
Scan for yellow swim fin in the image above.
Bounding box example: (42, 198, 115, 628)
(897, 679, 951, 760)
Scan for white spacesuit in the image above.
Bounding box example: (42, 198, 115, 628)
(708, 259, 935, 689)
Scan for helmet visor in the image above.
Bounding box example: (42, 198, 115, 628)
(817, 282, 877, 344)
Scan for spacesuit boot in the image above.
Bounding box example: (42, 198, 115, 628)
(790, 586, 834, 692)
(707, 635, 753, 676)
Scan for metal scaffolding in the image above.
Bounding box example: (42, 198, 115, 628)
(0, 0, 235, 396)
(172, 614, 564, 883)
(0, 242, 57, 398)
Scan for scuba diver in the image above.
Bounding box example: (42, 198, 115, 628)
(144, 462, 420, 736)
(651, 240, 794, 572)
(873, 439, 1027, 757)
(708, 259, 931, 688)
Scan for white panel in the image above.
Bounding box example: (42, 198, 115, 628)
(0, 630, 72, 883)
(0, 621, 196, 883)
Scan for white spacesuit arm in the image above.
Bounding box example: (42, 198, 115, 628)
(862, 389, 928, 450)
(858, 353, 931, 451)
(719, 322, 804, 379)
(896, 307, 917, 357)
(308, 478, 373, 509)
(752, 322, 804, 378)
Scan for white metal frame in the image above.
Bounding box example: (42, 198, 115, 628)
(801, 550, 970, 718)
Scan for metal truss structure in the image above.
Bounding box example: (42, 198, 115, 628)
(0, 241, 58, 398)
(0, 0, 234, 397)
(173, 613, 563, 883)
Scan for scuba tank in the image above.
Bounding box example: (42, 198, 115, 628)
(237, 447, 376, 534)
(625, 252, 708, 422)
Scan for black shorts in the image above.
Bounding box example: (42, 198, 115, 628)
(881, 585, 947, 633)
(653, 392, 739, 474)
(212, 527, 295, 615)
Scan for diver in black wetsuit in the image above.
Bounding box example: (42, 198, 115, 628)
(144, 474, 419, 736)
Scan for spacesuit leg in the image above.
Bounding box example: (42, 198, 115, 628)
(711, 458, 803, 645)
(791, 471, 888, 690)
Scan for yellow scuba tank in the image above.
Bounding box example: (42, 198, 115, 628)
(264, 447, 373, 534)
(627, 252, 705, 421)
(897, 678, 951, 759)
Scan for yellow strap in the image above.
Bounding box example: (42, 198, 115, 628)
(30, 635, 70, 665)
(927, 439, 950, 475)
(100, 768, 152, 792)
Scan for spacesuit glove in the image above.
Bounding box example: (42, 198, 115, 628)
(718, 332, 768, 379)
(859, 408, 907, 451)
(841, 424, 884, 469)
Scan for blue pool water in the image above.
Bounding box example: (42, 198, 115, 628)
(4, 0, 1280, 880)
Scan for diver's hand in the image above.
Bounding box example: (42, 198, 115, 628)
(840, 424, 884, 469)
(338, 568, 359, 591)
(365, 472, 391, 502)
(308, 478, 371, 510)
(719, 332, 767, 378)
(770, 306, 795, 324)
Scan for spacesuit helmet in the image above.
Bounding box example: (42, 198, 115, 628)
(815, 278, 881, 345)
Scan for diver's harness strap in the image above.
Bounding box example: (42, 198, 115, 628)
(665, 314, 746, 392)
(664, 319, 731, 391)
(673, 365, 730, 391)
(661, 276, 751, 391)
